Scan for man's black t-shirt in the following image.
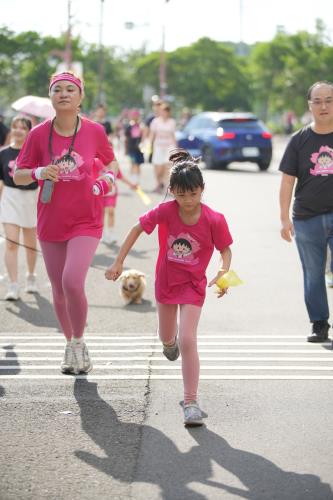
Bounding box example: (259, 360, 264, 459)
(0, 122, 9, 146)
(0, 146, 38, 190)
(279, 126, 333, 219)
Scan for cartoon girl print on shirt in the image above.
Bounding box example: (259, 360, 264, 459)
(310, 146, 333, 176)
(54, 149, 85, 181)
(167, 232, 200, 265)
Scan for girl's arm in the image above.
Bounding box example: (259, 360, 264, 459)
(105, 222, 144, 280)
(279, 173, 296, 242)
(208, 246, 232, 298)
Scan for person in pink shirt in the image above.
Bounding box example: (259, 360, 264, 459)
(105, 148, 233, 427)
(92, 158, 137, 244)
(14, 71, 118, 376)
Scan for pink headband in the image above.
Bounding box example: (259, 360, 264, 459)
(49, 73, 83, 93)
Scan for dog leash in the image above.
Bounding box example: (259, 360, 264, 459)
(0, 232, 106, 272)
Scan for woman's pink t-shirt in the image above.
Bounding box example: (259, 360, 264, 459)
(16, 118, 115, 241)
(139, 200, 233, 306)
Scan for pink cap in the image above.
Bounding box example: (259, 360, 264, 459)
(49, 73, 83, 93)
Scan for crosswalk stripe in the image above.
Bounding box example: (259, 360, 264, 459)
(0, 335, 313, 339)
(0, 348, 330, 353)
(0, 365, 333, 371)
(1, 375, 333, 380)
(1, 356, 332, 362)
(0, 333, 331, 381)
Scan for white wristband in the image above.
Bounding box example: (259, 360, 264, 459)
(104, 171, 115, 184)
(35, 167, 45, 180)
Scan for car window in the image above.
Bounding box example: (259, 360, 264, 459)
(219, 119, 259, 130)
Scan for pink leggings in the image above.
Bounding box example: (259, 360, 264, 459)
(40, 236, 99, 340)
(157, 302, 202, 404)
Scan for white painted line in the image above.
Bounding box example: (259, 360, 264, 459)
(0, 348, 330, 353)
(1, 365, 333, 371)
(0, 335, 313, 339)
(1, 356, 333, 362)
(1, 374, 333, 380)
(1, 341, 331, 347)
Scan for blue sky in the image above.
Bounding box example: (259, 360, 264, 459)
(1, 0, 332, 52)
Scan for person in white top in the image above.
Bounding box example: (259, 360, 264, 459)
(149, 103, 177, 193)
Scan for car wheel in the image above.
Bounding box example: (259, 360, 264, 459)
(218, 161, 228, 170)
(257, 161, 270, 171)
(203, 147, 218, 169)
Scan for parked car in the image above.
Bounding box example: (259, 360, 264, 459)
(176, 112, 272, 170)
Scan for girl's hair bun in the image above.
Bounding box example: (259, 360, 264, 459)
(169, 148, 191, 164)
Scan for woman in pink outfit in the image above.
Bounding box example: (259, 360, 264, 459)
(105, 149, 233, 427)
(14, 71, 118, 375)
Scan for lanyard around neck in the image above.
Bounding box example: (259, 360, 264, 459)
(48, 116, 80, 163)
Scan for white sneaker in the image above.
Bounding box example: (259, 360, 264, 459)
(183, 401, 203, 427)
(5, 282, 20, 301)
(61, 344, 74, 374)
(72, 341, 93, 374)
(25, 273, 38, 293)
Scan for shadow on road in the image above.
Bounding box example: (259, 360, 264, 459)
(73, 379, 331, 500)
(4, 293, 59, 329)
(0, 344, 20, 398)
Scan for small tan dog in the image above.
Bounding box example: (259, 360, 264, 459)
(119, 269, 146, 305)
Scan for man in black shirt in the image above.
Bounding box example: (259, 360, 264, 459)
(279, 81, 333, 343)
(0, 115, 9, 147)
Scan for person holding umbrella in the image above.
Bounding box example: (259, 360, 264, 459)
(14, 71, 117, 375)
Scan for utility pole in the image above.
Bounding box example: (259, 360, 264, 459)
(238, 0, 244, 56)
(159, 0, 169, 98)
(97, 0, 105, 105)
(64, 0, 72, 69)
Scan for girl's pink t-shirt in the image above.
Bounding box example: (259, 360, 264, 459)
(16, 118, 115, 241)
(139, 200, 233, 306)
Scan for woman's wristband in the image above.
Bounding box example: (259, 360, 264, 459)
(31, 167, 45, 181)
(104, 171, 115, 184)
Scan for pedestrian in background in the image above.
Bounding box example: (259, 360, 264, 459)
(93, 158, 137, 245)
(0, 115, 10, 148)
(124, 108, 145, 184)
(14, 71, 117, 375)
(0, 116, 38, 300)
(150, 103, 177, 193)
(143, 95, 162, 163)
(105, 148, 233, 426)
(93, 103, 113, 139)
(279, 80, 333, 344)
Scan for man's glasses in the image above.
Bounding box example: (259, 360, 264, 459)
(309, 98, 333, 106)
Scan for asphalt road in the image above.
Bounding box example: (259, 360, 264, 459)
(1, 136, 333, 500)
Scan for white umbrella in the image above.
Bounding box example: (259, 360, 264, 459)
(11, 95, 55, 119)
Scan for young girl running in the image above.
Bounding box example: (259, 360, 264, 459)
(105, 149, 232, 426)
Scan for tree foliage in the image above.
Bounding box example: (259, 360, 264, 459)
(1, 21, 333, 120)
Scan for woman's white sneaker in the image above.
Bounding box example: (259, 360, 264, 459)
(72, 341, 93, 374)
(61, 344, 75, 374)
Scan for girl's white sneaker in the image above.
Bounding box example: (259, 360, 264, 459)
(5, 282, 20, 301)
(184, 401, 203, 427)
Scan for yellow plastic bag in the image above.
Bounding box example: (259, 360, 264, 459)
(216, 270, 244, 289)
